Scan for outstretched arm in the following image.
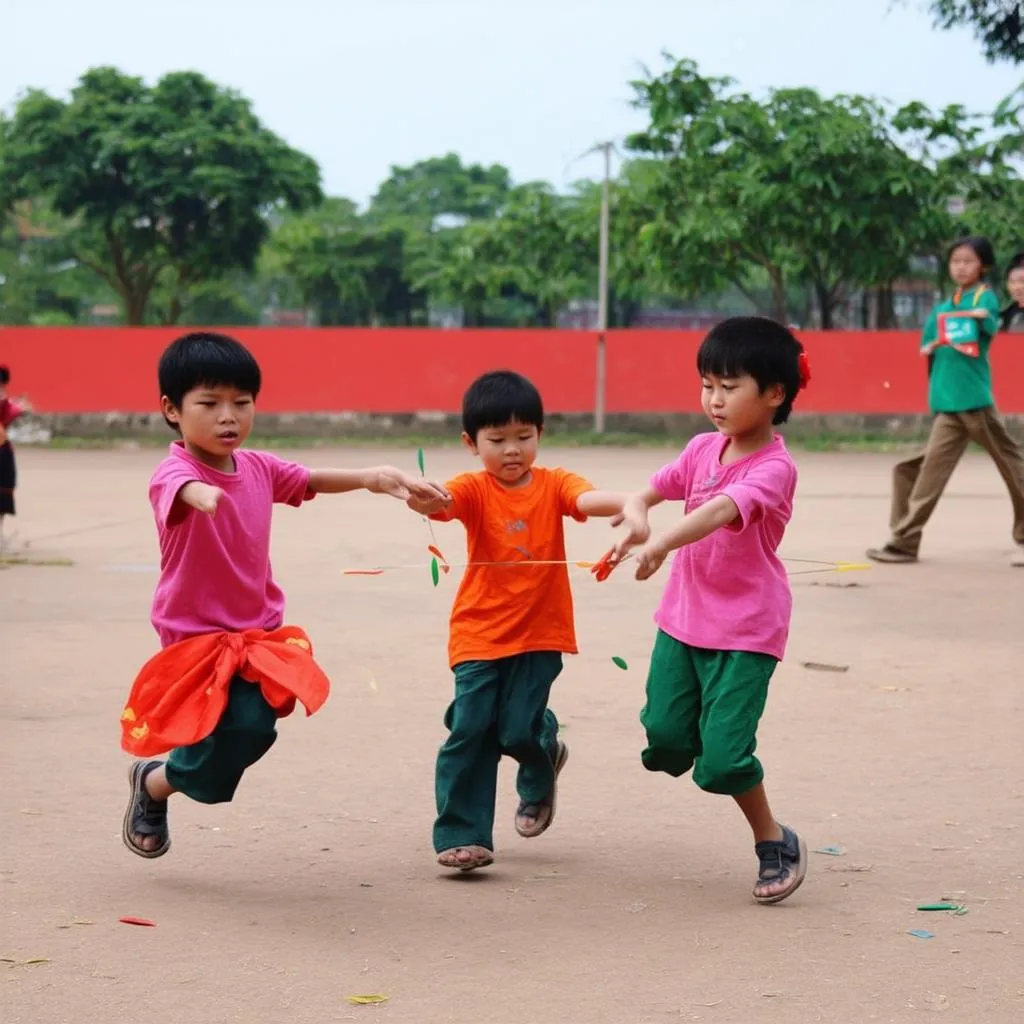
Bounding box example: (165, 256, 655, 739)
(631, 495, 739, 580)
(608, 486, 665, 561)
(309, 466, 451, 505)
(576, 490, 627, 518)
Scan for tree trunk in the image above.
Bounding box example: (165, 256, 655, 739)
(614, 298, 640, 327)
(164, 294, 184, 325)
(124, 288, 148, 325)
(768, 266, 788, 324)
(815, 282, 834, 330)
(876, 282, 895, 328)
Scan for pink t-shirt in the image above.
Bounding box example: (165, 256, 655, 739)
(149, 442, 314, 647)
(650, 432, 797, 661)
(0, 398, 25, 429)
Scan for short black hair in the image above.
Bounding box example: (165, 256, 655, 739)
(697, 317, 804, 425)
(461, 370, 544, 438)
(1007, 250, 1024, 275)
(158, 332, 261, 431)
(0, 365, 9, 386)
(948, 235, 996, 271)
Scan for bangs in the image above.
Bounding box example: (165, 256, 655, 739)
(475, 396, 543, 432)
(159, 332, 262, 406)
(697, 330, 761, 380)
(462, 370, 544, 437)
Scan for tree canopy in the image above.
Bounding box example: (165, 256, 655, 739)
(2, 57, 1021, 330)
(924, 0, 1024, 63)
(0, 66, 322, 324)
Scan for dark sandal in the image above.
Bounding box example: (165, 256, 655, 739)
(515, 740, 569, 839)
(122, 760, 171, 859)
(753, 825, 807, 905)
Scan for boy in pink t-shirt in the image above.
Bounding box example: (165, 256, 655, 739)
(611, 317, 811, 906)
(122, 332, 451, 859)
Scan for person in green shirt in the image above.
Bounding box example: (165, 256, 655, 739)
(1001, 252, 1024, 334)
(868, 236, 1024, 567)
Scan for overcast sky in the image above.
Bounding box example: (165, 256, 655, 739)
(3, 0, 1021, 206)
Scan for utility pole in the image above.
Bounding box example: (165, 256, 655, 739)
(594, 140, 612, 435)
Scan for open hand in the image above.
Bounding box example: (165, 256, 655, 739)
(373, 467, 451, 505)
(608, 504, 651, 563)
(633, 542, 668, 581)
(407, 494, 451, 516)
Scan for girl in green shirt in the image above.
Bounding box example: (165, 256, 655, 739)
(868, 236, 1024, 567)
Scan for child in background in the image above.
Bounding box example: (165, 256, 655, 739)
(1001, 251, 1024, 333)
(0, 365, 31, 555)
(407, 371, 625, 873)
(610, 317, 810, 905)
(122, 332, 451, 858)
(867, 236, 1024, 567)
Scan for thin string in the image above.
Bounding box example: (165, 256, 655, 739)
(343, 556, 868, 578)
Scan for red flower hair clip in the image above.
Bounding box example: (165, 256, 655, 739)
(797, 352, 812, 391)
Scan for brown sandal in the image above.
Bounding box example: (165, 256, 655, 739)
(515, 740, 569, 838)
(437, 845, 494, 873)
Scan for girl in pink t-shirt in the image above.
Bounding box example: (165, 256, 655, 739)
(122, 332, 452, 860)
(611, 317, 811, 906)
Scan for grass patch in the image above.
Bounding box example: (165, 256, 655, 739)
(0, 555, 74, 569)
(40, 430, 929, 452)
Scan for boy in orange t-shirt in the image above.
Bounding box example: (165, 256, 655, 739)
(408, 371, 625, 872)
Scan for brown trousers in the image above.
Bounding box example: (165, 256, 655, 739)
(888, 408, 1024, 554)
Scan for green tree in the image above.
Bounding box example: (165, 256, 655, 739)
(269, 198, 418, 325)
(406, 217, 510, 326)
(485, 183, 592, 326)
(368, 154, 513, 324)
(628, 56, 952, 327)
(921, 1, 1023, 63)
(406, 182, 595, 327)
(569, 163, 665, 327)
(0, 200, 100, 325)
(893, 90, 1024, 271)
(369, 153, 511, 225)
(0, 66, 322, 324)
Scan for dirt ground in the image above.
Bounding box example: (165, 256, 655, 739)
(2, 445, 1022, 1024)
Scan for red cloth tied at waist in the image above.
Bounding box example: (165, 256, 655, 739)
(120, 626, 330, 756)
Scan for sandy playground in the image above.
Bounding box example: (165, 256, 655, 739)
(1, 445, 1022, 1024)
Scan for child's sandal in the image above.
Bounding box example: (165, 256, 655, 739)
(753, 825, 807, 905)
(122, 760, 171, 859)
(437, 846, 494, 872)
(515, 740, 569, 838)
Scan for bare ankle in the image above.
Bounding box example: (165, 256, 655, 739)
(145, 765, 175, 802)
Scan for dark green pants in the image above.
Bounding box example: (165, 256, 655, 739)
(433, 652, 562, 853)
(640, 630, 776, 796)
(165, 676, 278, 805)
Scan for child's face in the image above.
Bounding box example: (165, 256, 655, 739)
(161, 384, 255, 469)
(463, 418, 540, 486)
(949, 245, 984, 287)
(1008, 268, 1024, 306)
(701, 372, 783, 438)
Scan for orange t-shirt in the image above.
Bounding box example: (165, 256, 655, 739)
(432, 467, 594, 667)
